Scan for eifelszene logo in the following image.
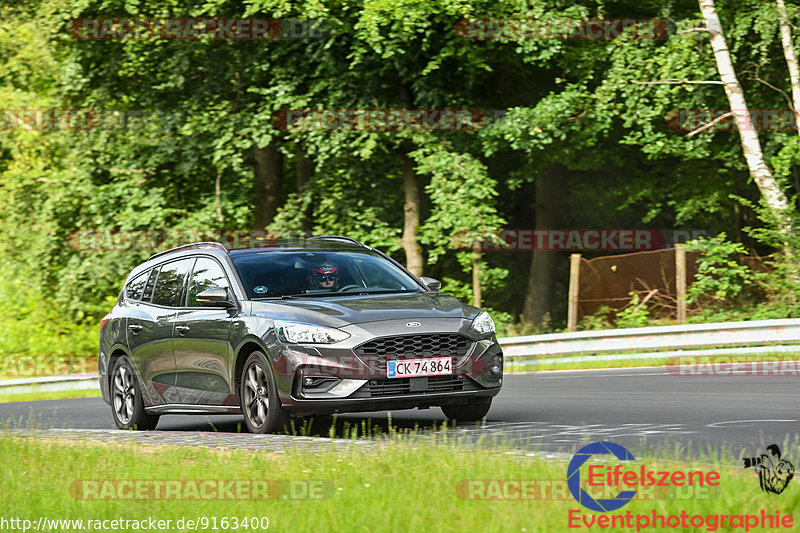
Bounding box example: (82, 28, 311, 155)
(567, 441, 721, 512)
(743, 444, 795, 494)
(568, 441, 637, 512)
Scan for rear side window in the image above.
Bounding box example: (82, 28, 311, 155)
(142, 266, 159, 302)
(125, 271, 149, 301)
(187, 257, 231, 307)
(152, 259, 194, 307)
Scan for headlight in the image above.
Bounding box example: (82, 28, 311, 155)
(471, 311, 495, 335)
(274, 321, 350, 344)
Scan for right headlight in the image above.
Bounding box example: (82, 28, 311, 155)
(274, 321, 350, 344)
(471, 311, 495, 335)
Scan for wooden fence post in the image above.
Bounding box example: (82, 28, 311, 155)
(567, 253, 581, 331)
(675, 243, 687, 324)
(471, 242, 482, 308)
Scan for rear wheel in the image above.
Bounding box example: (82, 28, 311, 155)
(110, 356, 159, 430)
(240, 351, 289, 434)
(441, 398, 492, 422)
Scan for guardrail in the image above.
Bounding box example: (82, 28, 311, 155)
(499, 318, 800, 360)
(2, 318, 800, 393)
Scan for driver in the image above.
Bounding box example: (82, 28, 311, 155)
(309, 261, 339, 291)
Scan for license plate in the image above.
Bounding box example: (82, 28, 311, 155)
(387, 358, 452, 378)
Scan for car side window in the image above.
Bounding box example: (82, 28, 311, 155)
(187, 257, 231, 307)
(151, 259, 194, 307)
(141, 266, 159, 302)
(125, 271, 149, 301)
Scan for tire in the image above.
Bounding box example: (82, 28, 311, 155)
(441, 398, 492, 422)
(110, 356, 160, 430)
(240, 351, 289, 434)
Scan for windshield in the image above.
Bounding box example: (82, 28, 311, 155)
(231, 249, 424, 299)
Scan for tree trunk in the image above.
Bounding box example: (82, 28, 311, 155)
(698, 0, 792, 234)
(777, 0, 800, 140)
(401, 154, 424, 277)
(471, 243, 482, 307)
(295, 142, 313, 232)
(214, 172, 223, 223)
(522, 164, 565, 329)
(253, 141, 284, 229)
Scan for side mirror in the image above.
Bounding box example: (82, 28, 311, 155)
(196, 287, 234, 307)
(420, 276, 441, 291)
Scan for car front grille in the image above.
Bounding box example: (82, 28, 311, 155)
(367, 376, 465, 397)
(355, 334, 471, 357)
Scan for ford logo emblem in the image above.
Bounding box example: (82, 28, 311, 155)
(405, 322, 422, 327)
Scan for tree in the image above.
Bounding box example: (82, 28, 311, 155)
(776, 0, 800, 139)
(698, 0, 793, 236)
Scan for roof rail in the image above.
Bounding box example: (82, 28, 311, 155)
(308, 235, 367, 247)
(148, 242, 229, 261)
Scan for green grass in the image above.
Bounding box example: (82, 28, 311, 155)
(1, 434, 798, 532)
(506, 356, 673, 372)
(0, 389, 102, 404)
(506, 351, 800, 373)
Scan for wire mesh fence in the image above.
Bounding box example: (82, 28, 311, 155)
(576, 247, 767, 323)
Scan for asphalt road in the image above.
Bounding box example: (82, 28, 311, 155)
(2, 367, 799, 459)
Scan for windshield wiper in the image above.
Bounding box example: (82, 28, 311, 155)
(335, 289, 416, 296)
(254, 294, 324, 300)
(254, 289, 418, 300)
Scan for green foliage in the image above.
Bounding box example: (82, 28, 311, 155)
(578, 305, 615, 331)
(686, 233, 755, 304)
(484, 308, 514, 338)
(615, 292, 651, 329)
(5, 0, 800, 357)
(0, 264, 98, 356)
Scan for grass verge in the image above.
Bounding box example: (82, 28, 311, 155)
(1, 434, 798, 532)
(0, 389, 102, 404)
(506, 351, 800, 373)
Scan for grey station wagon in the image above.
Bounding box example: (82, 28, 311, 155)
(98, 237, 503, 433)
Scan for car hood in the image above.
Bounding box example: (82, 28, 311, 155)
(249, 291, 478, 327)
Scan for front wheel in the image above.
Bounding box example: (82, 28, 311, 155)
(110, 356, 159, 430)
(240, 351, 289, 434)
(441, 398, 492, 422)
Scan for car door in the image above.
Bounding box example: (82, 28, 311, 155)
(126, 259, 193, 405)
(172, 256, 237, 406)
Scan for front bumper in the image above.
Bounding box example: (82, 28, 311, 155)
(269, 318, 503, 416)
(285, 384, 500, 416)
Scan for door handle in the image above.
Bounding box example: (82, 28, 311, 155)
(128, 324, 143, 334)
(175, 325, 190, 335)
